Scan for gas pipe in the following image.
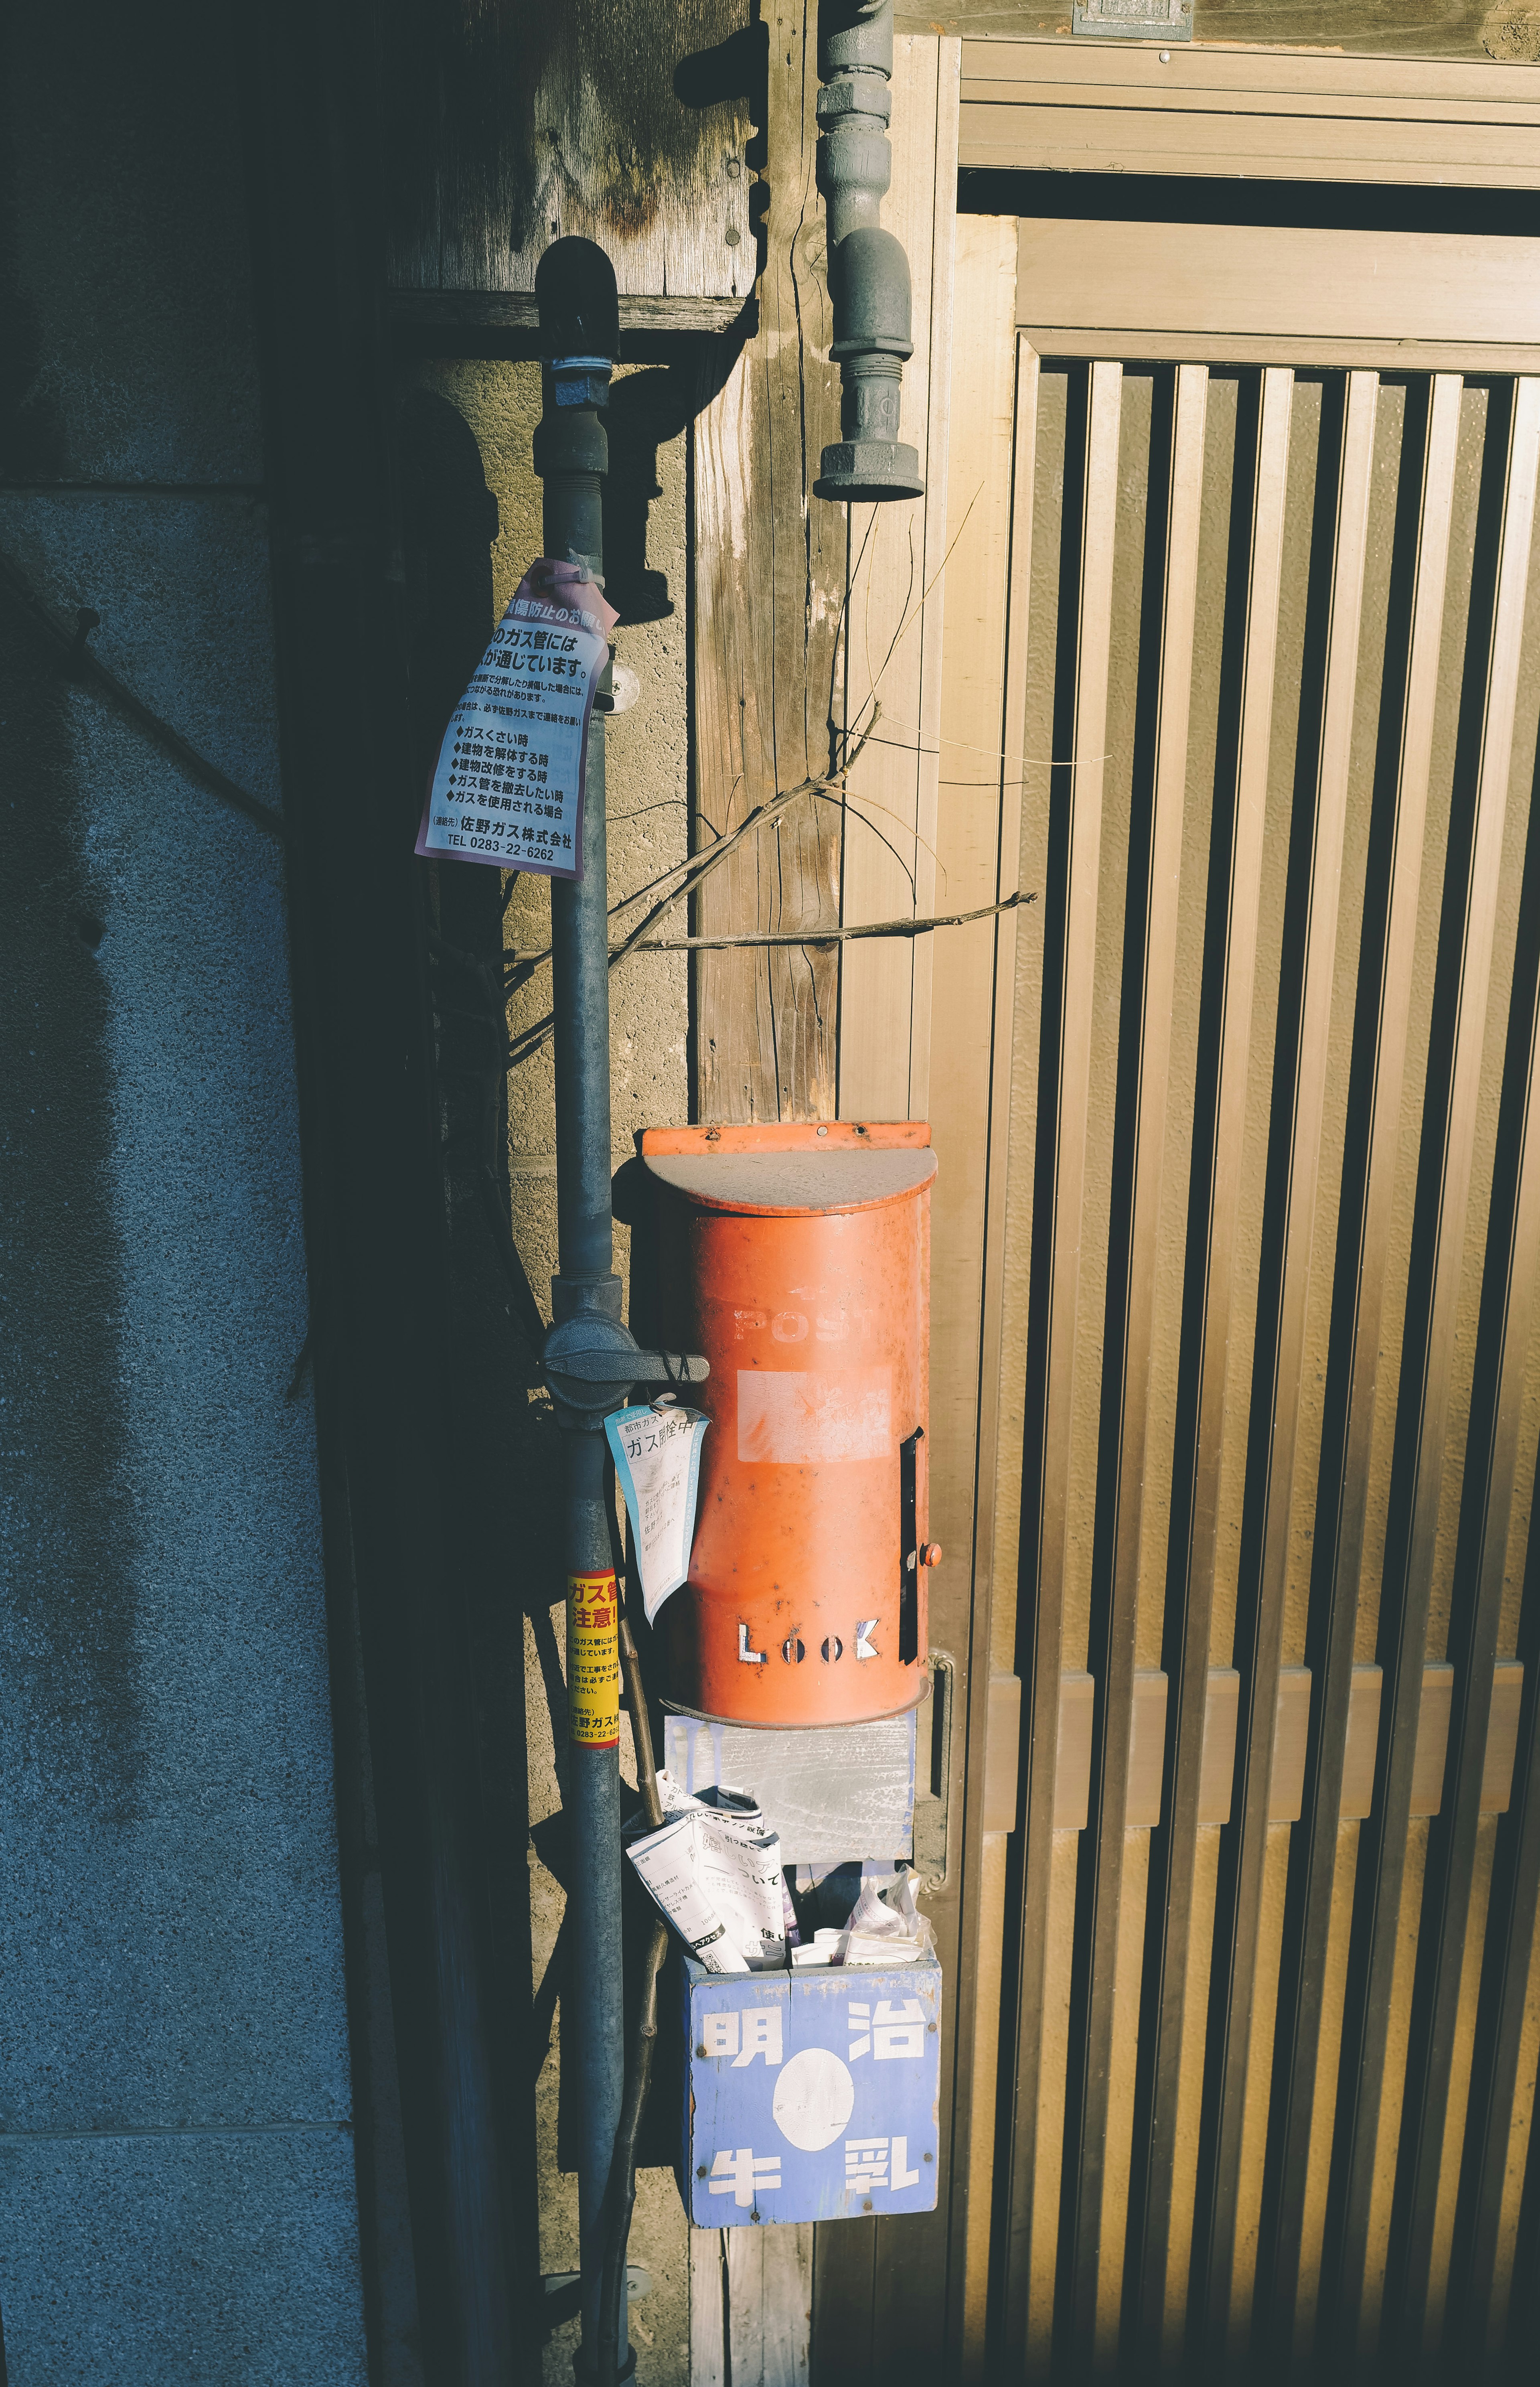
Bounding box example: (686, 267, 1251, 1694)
(641, 1120, 941, 1728)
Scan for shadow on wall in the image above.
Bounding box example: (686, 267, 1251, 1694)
(605, 370, 688, 626)
(0, 539, 142, 1822)
(393, 381, 553, 2291)
(398, 389, 500, 742)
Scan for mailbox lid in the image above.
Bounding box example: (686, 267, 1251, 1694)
(641, 1120, 935, 1218)
(680, 1953, 942, 2227)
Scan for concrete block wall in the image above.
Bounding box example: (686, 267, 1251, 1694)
(0, 11, 369, 2380)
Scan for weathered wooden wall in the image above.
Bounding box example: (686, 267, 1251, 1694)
(688, 25, 979, 2380)
(690, 24, 960, 1128)
(835, 40, 960, 1127)
(379, 0, 755, 300)
(690, 16, 965, 1124)
(690, 1, 847, 1124)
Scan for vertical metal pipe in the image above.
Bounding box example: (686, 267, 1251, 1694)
(563, 1432, 626, 2372)
(535, 238, 628, 2384)
(552, 684, 614, 1288)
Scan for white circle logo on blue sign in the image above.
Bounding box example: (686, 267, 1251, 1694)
(772, 2047, 855, 2151)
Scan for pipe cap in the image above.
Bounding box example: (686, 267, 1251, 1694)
(536, 236, 619, 363)
(815, 438, 923, 502)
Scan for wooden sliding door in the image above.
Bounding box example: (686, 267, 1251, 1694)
(977, 216, 1540, 2381)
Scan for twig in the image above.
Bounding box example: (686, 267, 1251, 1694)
(624, 890, 1032, 951)
(501, 888, 1034, 1070)
(0, 544, 290, 848)
(846, 480, 983, 740)
(501, 719, 883, 1064)
(503, 714, 881, 989)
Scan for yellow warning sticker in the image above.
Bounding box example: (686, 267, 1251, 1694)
(567, 1570, 620, 1748)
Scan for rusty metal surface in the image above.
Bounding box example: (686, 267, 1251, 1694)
(652, 1124, 934, 1728)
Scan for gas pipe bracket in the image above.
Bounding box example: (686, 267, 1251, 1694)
(542, 1310, 709, 1428)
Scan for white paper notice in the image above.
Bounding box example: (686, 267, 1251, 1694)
(626, 1799, 788, 1972)
(415, 559, 618, 877)
(604, 1399, 709, 1622)
(626, 1814, 751, 1975)
(696, 1824, 787, 1969)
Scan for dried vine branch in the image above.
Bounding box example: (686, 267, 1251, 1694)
(622, 889, 1031, 952)
(503, 887, 1034, 1069)
(503, 712, 882, 992)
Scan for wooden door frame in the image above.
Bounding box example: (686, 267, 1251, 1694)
(1015, 214, 1540, 372)
(959, 36, 1540, 189)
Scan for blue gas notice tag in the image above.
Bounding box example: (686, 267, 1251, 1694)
(604, 1400, 709, 1623)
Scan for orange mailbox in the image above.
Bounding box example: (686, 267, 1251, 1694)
(640, 1121, 940, 1728)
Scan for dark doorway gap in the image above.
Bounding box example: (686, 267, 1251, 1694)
(960, 169, 1540, 240)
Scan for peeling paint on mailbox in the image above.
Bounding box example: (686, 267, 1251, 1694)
(678, 1954, 941, 2224)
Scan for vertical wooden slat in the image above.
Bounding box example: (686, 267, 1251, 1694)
(1001, 357, 1123, 2363)
(919, 217, 1028, 2383)
(901, 35, 960, 1130)
(727, 2223, 813, 2387)
(1328, 375, 1540, 2363)
(1132, 366, 1295, 2363)
(810, 2217, 875, 2387)
(954, 341, 1038, 2387)
(819, 39, 969, 2380)
(1458, 1438, 1540, 2352)
(836, 32, 958, 1127)
(1062, 363, 1208, 2373)
(689, 2227, 729, 2387)
(1394, 382, 1540, 2355)
(1264, 374, 1465, 2358)
(992, 347, 1064, 2381)
(1198, 369, 1380, 2358)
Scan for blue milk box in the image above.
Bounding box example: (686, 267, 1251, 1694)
(678, 1952, 942, 2225)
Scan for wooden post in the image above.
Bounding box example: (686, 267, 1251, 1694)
(691, 3, 846, 1126)
(687, 14, 961, 2374)
(687, 8, 846, 2353)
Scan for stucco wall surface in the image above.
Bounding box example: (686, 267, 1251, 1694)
(0, 11, 367, 2382)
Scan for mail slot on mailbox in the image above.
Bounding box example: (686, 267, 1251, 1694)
(640, 1121, 940, 1727)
